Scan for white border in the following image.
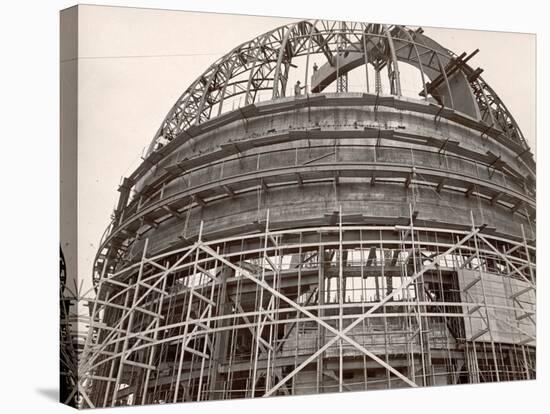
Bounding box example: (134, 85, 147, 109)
(0, 1, 546, 413)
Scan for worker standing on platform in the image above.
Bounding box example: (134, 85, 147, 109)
(294, 80, 305, 96)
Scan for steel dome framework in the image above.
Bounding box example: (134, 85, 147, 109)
(149, 20, 529, 152)
(74, 19, 536, 408)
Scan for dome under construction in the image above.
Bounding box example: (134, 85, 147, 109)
(79, 20, 536, 407)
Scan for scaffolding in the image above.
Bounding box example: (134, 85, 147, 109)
(76, 206, 535, 407)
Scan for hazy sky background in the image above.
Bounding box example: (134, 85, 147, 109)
(76, 5, 536, 290)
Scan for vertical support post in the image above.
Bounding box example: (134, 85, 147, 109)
(208, 263, 232, 399)
(383, 25, 402, 96)
(470, 211, 500, 382)
(338, 205, 344, 392)
(173, 223, 203, 403)
(101, 290, 119, 407)
(251, 209, 270, 397)
(317, 245, 325, 393)
(362, 26, 370, 93)
(520, 224, 535, 285)
(140, 272, 168, 404)
(196, 246, 219, 401)
(304, 23, 315, 93)
(111, 239, 149, 406)
(521, 345, 531, 379)
(379, 234, 390, 387)
(81, 257, 109, 396)
(409, 203, 434, 386)
(336, 23, 340, 90)
(410, 204, 431, 386)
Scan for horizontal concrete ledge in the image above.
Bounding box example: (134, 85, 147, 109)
(100, 161, 535, 255)
(130, 129, 530, 206)
(134, 94, 533, 188)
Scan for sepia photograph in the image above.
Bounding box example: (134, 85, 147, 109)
(58, 4, 538, 409)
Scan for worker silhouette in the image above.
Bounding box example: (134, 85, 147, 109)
(313, 62, 318, 72)
(294, 80, 305, 96)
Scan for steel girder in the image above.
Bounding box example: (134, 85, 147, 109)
(148, 20, 529, 153)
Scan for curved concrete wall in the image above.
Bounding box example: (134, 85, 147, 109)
(118, 93, 534, 261)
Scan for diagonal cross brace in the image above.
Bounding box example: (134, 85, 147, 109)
(477, 234, 535, 291)
(220, 226, 480, 396)
(199, 243, 419, 390)
(79, 243, 199, 376)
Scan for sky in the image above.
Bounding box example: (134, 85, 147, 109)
(74, 5, 536, 292)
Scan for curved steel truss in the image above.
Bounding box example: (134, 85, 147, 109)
(150, 20, 529, 153)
